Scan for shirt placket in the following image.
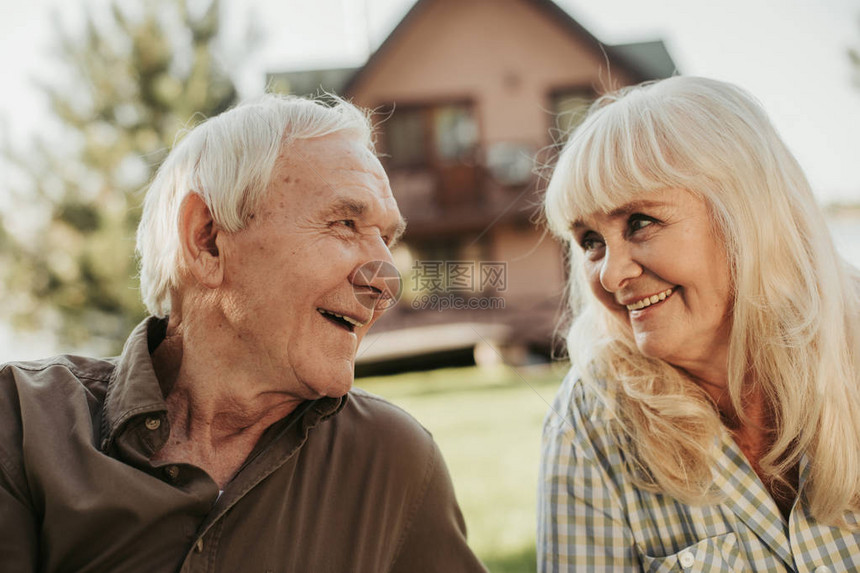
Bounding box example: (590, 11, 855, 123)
(788, 456, 860, 573)
(711, 430, 795, 569)
(175, 400, 333, 573)
(179, 521, 223, 573)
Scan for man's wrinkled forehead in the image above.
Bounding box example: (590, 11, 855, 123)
(330, 158, 387, 181)
(276, 134, 405, 239)
(291, 143, 392, 200)
(289, 133, 381, 172)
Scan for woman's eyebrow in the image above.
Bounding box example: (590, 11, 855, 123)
(605, 199, 667, 218)
(570, 199, 669, 229)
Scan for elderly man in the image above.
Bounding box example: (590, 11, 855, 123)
(0, 95, 486, 572)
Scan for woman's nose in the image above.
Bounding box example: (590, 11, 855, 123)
(598, 244, 642, 293)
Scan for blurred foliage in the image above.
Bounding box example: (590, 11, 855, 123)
(852, 17, 860, 90)
(0, 0, 241, 351)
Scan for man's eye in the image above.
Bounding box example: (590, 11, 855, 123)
(335, 219, 356, 230)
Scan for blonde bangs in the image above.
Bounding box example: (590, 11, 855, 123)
(545, 93, 692, 238)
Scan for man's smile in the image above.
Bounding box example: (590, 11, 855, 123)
(317, 308, 367, 332)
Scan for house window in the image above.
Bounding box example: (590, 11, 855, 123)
(433, 106, 478, 162)
(552, 89, 593, 142)
(385, 108, 426, 168)
(384, 103, 478, 169)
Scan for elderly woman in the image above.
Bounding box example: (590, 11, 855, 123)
(538, 76, 860, 571)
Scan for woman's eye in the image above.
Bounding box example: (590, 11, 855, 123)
(579, 233, 604, 253)
(628, 214, 656, 234)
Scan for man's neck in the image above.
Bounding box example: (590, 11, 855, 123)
(150, 313, 303, 488)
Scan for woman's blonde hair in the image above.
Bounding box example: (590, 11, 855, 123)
(136, 93, 374, 317)
(544, 76, 860, 526)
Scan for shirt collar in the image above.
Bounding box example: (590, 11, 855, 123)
(100, 316, 170, 452)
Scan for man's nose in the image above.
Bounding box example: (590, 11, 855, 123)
(350, 240, 402, 310)
(598, 244, 642, 293)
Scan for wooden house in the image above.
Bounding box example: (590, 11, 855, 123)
(269, 0, 677, 373)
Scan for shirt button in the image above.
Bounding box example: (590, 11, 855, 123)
(194, 538, 204, 553)
(678, 550, 695, 568)
(165, 465, 180, 481)
(144, 417, 161, 431)
(815, 567, 832, 573)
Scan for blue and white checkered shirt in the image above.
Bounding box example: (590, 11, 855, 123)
(538, 373, 860, 572)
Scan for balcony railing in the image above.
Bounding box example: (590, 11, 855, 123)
(387, 160, 538, 238)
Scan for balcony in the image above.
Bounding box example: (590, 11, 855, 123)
(388, 159, 539, 239)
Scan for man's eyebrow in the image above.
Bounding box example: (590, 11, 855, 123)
(326, 198, 366, 218)
(389, 217, 407, 247)
(570, 199, 668, 230)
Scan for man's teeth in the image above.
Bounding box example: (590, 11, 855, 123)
(626, 288, 674, 311)
(318, 309, 364, 327)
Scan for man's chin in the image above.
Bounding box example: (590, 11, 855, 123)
(298, 367, 355, 399)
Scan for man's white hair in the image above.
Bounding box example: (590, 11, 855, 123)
(136, 93, 374, 317)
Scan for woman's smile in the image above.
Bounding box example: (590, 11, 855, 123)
(624, 287, 675, 312)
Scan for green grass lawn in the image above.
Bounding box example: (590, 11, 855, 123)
(357, 362, 568, 573)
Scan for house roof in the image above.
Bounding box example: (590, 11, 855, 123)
(342, 0, 676, 95)
(266, 67, 357, 99)
(267, 0, 678, 98)
(611, 40, 680, 80)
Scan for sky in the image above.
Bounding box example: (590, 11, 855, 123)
(0, 0, 859, 360)
(227, 0, 860, 204)
(1, 0, 859, 203)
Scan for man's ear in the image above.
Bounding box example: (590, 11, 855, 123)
(178, 192, 224, 289)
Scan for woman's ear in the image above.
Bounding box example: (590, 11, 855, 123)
(178, 192, 224, 289)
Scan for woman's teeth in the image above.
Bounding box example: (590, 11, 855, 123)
(626, 287, 674, 311)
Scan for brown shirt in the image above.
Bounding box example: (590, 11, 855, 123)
(0, 318, 487, 573)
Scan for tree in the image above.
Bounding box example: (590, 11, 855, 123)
(0, 0, 240, 352)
